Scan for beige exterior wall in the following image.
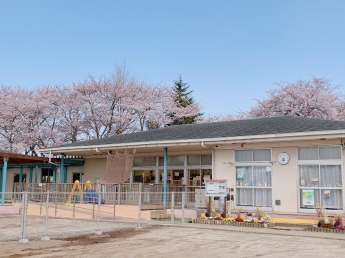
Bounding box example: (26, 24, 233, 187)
(83, 158, 107, 183)
(211, 139, 345, 214)
(214, 149, 234, 188)
(66, 166, 85, 183)
(271, 146, 298, 213)
(5, 168, 30, 192)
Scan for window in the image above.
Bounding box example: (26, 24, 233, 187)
(41, 168, 53, 183)
(235, 166, 272, 208)
(235, 149, 272, 208)
(201, 155, 212, 165)
(188, 169, 212, 187)
(188, 156, 200, 165)
(298, 146, 343, 210)
(133, 157, 156, 166)
(133, 170, 156, 183)
(235, 149, 271, 162)
(298, 146, 341, 160)
(158, 170, 183, 184)
(159, 156, 184, 166)
(187, 155, 212, 165)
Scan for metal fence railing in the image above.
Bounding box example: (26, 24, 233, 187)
(0, 188, 216, 242)
(13, 183, 205, 202)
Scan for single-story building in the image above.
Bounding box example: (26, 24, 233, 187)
(4, 116, 345, 215)
(0, 151, 83, 206)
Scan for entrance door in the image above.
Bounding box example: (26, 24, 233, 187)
(41, 168, 53, 183)
(72, 173, 84, 183)
(13, 174, 27, 192)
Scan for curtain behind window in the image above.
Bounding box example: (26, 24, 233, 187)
(319, 146, 341, 160)
(253, 149, 271, 162)
(298, 147, 318, 160)
(236, 188, 252, 206)
(255, 188, 272, 207)
(235, 150, 252, 162)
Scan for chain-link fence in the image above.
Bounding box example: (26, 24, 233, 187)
(0, 188, 213, 242)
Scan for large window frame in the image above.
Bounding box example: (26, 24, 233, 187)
(298, 146, 343, 211)
(132, 155, 212, 186)
(235, 149, 272, 210)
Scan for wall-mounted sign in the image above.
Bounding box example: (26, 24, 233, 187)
(205, 179, 227, 197)
(324, 190, 330, 199)
(236, 168, 245, 179)
(302, 189, 314, 205)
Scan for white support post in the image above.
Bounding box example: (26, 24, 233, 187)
(182, 192, 185, 223)
(117, 184, 121, 204)
(113, 190, 116, 220)
(137, 183, 142, 229)
(73, 200, 75, 218)
(54, 192, 58, 217)
(19, 192, 28, 243)
(95, 191, 102, 235)
(171, 192, 175, 224)
(41, 191, 50, 241)
(92, 197, 95, 219)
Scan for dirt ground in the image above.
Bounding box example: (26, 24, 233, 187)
(2, 218, 345, 257)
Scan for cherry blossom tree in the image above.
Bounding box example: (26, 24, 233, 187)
(53, 85, 86, 143)
(0, 85, 62, 154)
(126, 83, 173, 131)
(0, 86, 26, 152)
(243, 77, 343, 120)
(74, 66, 138, 139)
(0, 65, 204, 153)
(197, 113, 237, 123)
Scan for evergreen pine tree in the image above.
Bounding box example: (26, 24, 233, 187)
(167, 76, 201, 125)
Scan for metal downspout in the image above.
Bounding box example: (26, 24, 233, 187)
(201, 141, 215, 176)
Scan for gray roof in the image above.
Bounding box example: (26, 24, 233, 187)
(51, 116, 345, 148)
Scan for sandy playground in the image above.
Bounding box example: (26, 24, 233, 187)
(1, 216, 345, 258)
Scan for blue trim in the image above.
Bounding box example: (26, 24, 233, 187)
(19, 166, 23, 183)
(34, 165, 38, 183)
(60, 154, 65, 183)
(52, 167, 56, 183)
(1, 159, 8, 205)
(2, 159, 84, 168)
(0, 169, 2, 192)
(64, 166, 68, 183)
(29, 167, 33, 183)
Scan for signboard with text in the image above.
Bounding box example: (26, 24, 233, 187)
(205, 179, 227, 197)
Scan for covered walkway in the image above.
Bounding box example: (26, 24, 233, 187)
(0, 150, 83, 205)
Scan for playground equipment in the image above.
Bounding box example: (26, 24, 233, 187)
(83, 180, 105, 204)
(66, 180, 83, 204)
(66, 180, 105, 204)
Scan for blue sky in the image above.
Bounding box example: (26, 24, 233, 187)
(1, 0, 345, 116)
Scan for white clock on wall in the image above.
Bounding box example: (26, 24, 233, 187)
(278, 152, 289, 165)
